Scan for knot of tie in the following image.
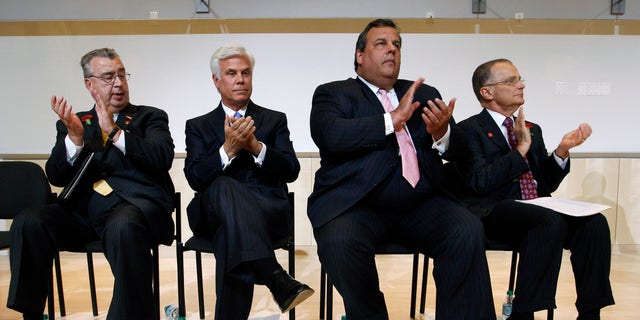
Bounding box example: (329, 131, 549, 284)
(233, 111, 242, 119)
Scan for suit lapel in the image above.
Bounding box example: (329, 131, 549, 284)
(115, 104, 136, 130)
(478, 109, 511, 152)
(211, 104, 226, 144)
(355, 78, 386, 115)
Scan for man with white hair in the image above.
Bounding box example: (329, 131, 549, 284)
(184, 44, 313, 319)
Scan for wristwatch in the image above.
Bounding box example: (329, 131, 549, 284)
(106, 125, 121, 143)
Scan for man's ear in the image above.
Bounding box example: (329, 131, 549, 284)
(212, 75, 219, 89)
(480, 87, 493, 101)
(355, 50, 364, 66)
(84, 78, 93, 91)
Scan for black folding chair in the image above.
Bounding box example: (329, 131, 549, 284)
(176, 192, 296, 319)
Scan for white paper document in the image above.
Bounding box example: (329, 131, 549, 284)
(516, 197, 610, 217)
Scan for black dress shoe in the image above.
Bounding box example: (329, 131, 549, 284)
(268, 269, 315, 312)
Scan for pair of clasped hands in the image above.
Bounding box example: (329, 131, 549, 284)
(50, 88, 121, 147)
(223, 113, 263, 159)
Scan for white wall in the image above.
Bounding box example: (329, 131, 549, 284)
(1, 32, 639, 154)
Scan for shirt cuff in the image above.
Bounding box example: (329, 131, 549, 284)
(65, 135, 83, 165)
(384, 113, 394, 135)
(219, 146, 232, 170)
(111, 130, 126, 154)
(432, 124, 451, 155)
(553, 151, 569, 169)
(253, 142, 267, 166)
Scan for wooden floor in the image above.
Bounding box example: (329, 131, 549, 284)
(0, 245, 638, 320)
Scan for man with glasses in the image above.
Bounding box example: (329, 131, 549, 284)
(8, 48, 175, 319)
(444, 58, 614, 319)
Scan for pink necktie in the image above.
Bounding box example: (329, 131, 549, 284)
(379, 89, 420, 188)
(503, 117, 538, 200)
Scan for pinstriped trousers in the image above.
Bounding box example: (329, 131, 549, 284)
(314, 168, 495, 320)
(8, 196, 157, 319)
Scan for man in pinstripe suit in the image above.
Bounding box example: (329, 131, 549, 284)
(184, 44, 313, 319)
(308, 19, 495, 320)
(8, 48, 175, 319)
(443, 59, 614, 320)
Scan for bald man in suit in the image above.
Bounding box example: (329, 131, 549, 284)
(444, 58, 614, 320)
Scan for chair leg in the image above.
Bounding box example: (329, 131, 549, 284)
(288, 244, 295, 319)
(195, 251, 205, 320)
(152, 246, 160, 320)
(177, 243, 186, 319)
(87, 252, 99, 316)
(508, 251, 518, 291)
(54, 252, 66, 316)
(547, 308, 554, 320)
(410, 253, 418, 319)
(326, 277, 333, 320)
(319, 268, 326, 320)
(419, 256, 429, 315)
(48, 270, 55, 320)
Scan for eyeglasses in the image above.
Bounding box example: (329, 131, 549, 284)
(88, 72, 131, 84)
(483, 77, 524, 87)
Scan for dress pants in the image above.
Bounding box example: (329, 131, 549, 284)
(483, 200, 566, 313)
(314, 169, 495, 320)
(564, 213, 615, 312)
(8, 194, 156, 319)
(198, 176, 290, 320)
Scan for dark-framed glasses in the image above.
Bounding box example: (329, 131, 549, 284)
(88, 72, 131, 84)
(483, 77, 524, 87)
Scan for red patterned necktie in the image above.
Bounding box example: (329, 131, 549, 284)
(379, 89, 420, 188)
(503, 117, 538, 200)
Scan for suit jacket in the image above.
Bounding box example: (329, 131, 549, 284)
(45, 104, 176, 244)
(184, 101, 300, 235)
(308, 77, 465, 228)
(444, 108, 568, 217)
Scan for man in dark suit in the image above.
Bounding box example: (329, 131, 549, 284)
(308, 19, 495, 320)
(8, 48, 175, 319)
(184, 44, 313, 319)
(444, 58, 614, 320)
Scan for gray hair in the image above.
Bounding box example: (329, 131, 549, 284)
(210, 44, 255, 78)
(80, 48, 119, 78)
(471, 58, 513, 102)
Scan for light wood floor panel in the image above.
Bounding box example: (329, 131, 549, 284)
(0, 245, 637, 319)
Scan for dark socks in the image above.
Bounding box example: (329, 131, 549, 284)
(577, 309, 601, 320)
(251, 258, 282, 285)
(507, 312, 534, 320)
(23, 312, 43, 320)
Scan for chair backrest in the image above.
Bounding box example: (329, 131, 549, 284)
(0, 161, 52, 219)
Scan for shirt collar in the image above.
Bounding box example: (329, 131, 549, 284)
(358, 76, 397, 98)
(221, 103, 247, 117)
(486, 108, 511, 128)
